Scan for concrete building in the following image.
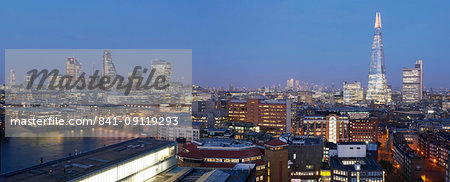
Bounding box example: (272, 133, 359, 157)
(330, 142, 385, 182)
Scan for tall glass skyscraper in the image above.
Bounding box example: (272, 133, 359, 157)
(102, 50, 117, 78)
(366, 12, 391, 104)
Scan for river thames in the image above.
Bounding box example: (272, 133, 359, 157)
(1, 137, 129, 174)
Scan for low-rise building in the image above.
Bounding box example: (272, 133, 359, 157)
(1, 138, 177, 182)
(330, 142, 385, 182)
(177, 138, 266, 181)
(287, 136, 324, 181)
(302, 114, 349, 143)
(393, 132, 426, 181)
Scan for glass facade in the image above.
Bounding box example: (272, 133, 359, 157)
(70, 145, 176, 182)
(343, 81, 364, 105)
(402, 60, 423, 103)
(366, 12, 391, 104)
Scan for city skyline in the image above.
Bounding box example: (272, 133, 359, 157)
(1, 1, 450, 90)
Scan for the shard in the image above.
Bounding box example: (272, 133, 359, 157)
(366, 12, 391, 104)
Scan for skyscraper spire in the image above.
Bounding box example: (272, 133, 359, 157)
(367, 12, 390, 104)
(374, 12, 382, 28)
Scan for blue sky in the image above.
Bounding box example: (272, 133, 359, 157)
(1, 0, 449, 90)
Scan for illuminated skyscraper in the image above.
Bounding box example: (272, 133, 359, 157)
(402, 60, 423, 103)
(102, 50, 117, 78)
(366, 12, 390, 104)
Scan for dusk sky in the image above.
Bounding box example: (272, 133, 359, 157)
(1, 0, 449, 90)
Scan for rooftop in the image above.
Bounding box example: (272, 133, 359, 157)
(1, 138, 175, 182)
(147, 164, 255, 182)
(330, 155, 383, 171)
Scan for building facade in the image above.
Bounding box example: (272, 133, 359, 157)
(349, 118, 377, 143)
(343, 81, 364, 105)
(228, 99, 290, 134)
(65, 57, 81, 79)
(302, 114, 349, 143)
(366, 12, 391, 105)
(393, 132, 426, 181)
(264, 139, 289, 182)
(288, 136, 324, 181)
(402, 60, 423, 103)
(330, 142, 385, 182)
(177, 139, 266, 181)
(102, 50, 117, 78)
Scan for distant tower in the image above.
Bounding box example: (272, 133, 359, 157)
(102, 50, 117, 78)
(151, 59, 172, 83)
(366, 12, 390, 104)
(65, 57, 81, 78)
(9, 68, 16, 85)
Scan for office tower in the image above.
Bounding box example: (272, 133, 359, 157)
(286, 78, 294, 89)
(366, 12, 390, 104)
(9, 69, 15, 85)
(415, 60, 423, 100)
(65, 57, 81, 78)
(343, 81, 364, 105)
(151, 59, 172, 83)
(402, 60, 423, 103)
(102, 50, 117, 78)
